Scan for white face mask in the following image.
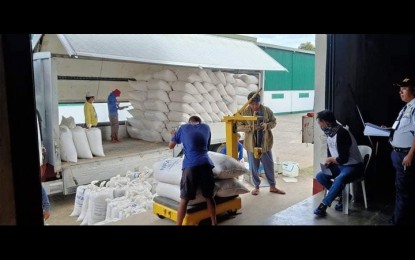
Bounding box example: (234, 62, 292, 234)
(189, 121, 200, 125)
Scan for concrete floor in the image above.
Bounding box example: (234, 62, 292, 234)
(272, 113, 314, 168)
(264, 191, 393, 225)
(46, 167, 315, 225)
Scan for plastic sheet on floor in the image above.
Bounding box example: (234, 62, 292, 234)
(282, 177, 298, 183)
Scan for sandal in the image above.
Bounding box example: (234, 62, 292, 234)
(270, 187, 286, 194)
(251, 188, 260, 196)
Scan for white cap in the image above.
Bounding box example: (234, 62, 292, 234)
(86, 91, 94, 98)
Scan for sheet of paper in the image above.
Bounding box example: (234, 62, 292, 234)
(320, 163, 332, 176)
(364, 123, 390, 137)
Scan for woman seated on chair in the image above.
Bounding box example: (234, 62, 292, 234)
(314, 110, 364, 217)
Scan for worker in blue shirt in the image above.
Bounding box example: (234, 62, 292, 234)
(169, 115, 216, 225)
(107, 89, 121, 143)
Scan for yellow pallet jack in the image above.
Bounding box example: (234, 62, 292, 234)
(153, 196, 241, 225)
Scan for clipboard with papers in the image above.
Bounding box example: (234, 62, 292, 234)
(320, 163, 332, 176)
(363, 123, 391, 137)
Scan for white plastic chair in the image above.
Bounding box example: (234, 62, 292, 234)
(343, 145, 372, 214)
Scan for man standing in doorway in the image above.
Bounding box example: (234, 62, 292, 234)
(107, 89, 121, 143)
(390, 77, 415, 225)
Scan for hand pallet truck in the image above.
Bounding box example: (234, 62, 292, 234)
(153, 195, 241, 225)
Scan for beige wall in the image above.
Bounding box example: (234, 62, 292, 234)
(313, 34, 328, 176)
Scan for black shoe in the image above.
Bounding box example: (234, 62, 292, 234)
(314, 203, 328, 217)
(335, 202, 343, 212)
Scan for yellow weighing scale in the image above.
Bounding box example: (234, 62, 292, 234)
(222, 87, 262, 160)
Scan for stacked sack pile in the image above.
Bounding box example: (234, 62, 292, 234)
(153, 151, 250, 205)
(69, 167, 157, 225)
(126, 68, 259, 142)
(59, 116, 105, 162)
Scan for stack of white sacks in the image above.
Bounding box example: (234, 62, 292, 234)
(59, 116, 105, 162)
(69, 167, 158, 225)
(126, 68, 259, 142)
(153, 151, 250, 205)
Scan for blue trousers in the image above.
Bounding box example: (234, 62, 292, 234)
(247, 150, 276, 188)
(316, 163, 363, 207)
(391, 151, 415, 225)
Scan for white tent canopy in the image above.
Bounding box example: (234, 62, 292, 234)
(57, 34, 287, 71)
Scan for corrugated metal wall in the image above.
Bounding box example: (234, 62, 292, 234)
(293, 52, 314, 90)
(260, 46, 315, 113)
(263, 48, 293, 90)
(261, 47, 314, 91)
